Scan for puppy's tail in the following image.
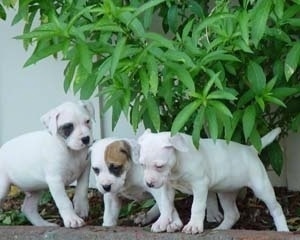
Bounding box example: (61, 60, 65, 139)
(261, 127, 281, 149)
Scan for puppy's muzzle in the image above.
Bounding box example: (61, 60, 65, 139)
(146, 182, 155, 188)
(81, 136, 90, 145)
(102, 184, 112, 192)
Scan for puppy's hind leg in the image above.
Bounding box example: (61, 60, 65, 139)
(134, 203, 160, 226)
(22, 191, 58, 226)
(0, 175, 10, 208)
(214, 191, 239, 230)
(251, 180, 289, 231)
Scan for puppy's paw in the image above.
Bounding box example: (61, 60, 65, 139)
(206, 208, 223, 223)
(134, 212, 149, 225)
(151, 216, 170, 232)
(74, 198, 89, 219)
(182, 220, 203, 234)
(62, 212, 85, 228)
(166, 218, 183, 232)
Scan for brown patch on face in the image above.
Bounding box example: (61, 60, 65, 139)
(104, 140, 131, 176)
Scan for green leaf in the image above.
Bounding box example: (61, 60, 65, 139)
(249, 127, 261, 151)
(171, 100, 201, 134)
(131, 97, 142, 131)
(24, 41, 66, 67)
(238, 10, 249, 45)
(247, 61, 266, 94)
(268, 142, 283, 176)
(272, 87, 299, 99)
(103, 89, 123, 113)
(111, 37, 126, 78)
(207, 90, 237, 101)
(145, 32, 175, 50)
(112, 102, 122, 131)
(209, 100, 233, 118)
(242, 105, 256, 141)
(285, 42, 300, 81)
(96, 57, 112, 84)
(251, 0, 272, 47)
(264, 95, 286, 107)
(200, 50, 240, 66)
(192, 107, 205, 148)
(77, 42, 92, 73)
(73, 64, 88, 94)
(164, 50, 195, 68)
(80, 75, 96, 100)
(64, 58, 78, 93)
(139, 67, 149, 97)
(130, 0, 165, 21)
(206, 107, 218, 140)
(0, 3, 6, 20)
(167, 5, 178, 33)
(166, 62, 195, 92)
(146, 55, 158, 95)
(146, 94, 160, 131)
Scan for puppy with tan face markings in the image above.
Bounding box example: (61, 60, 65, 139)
(90, 138, 183, 232)
(0, 101, 94, 228)
(138, 128, 289, 234)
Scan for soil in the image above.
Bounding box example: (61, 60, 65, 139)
(1, 187, 300, 232)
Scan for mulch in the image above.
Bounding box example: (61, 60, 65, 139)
(1, 187, 300, 232)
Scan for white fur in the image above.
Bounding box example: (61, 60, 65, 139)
(138, 128, 289, 234)
(0, 101, 94, 228)
(90, 138, 183, 232)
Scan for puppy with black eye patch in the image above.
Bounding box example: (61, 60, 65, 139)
(90, 138, 183, 233)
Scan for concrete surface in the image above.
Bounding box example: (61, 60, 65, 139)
(0, 226, 298, 240)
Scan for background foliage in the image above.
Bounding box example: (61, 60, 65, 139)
(1, 0, 300, 174)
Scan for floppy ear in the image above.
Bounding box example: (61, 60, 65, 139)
(40, 109, 59, 135)
(79, 100, 95, 121)
(138, 128, 152, 143)
(168, 134, 189, 152)
(125, 139, 140, 164)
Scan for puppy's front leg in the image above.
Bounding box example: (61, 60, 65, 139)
(102, 193, 121, 227)
(183, 181, 208, 234)
(149, 184, 182, 232)
(47, 176, 84, 228)
(73, 161, 91, 219)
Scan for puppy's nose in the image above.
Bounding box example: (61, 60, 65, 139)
(81, 136, 90, 145)
(146, 182, 154, 188)
(102, 184, 111, 192)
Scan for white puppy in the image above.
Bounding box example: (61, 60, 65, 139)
(138, 128, 289, 234)
(90, 138, 183, 232)
(0, 101, 94, 228)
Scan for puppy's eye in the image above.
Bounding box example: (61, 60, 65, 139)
(109, 164, 123, 177)
(92, 167, 100, 175)
(155, 165, 164, 170)
(86, 119, 91, 124)
(58, 123, 74, 139)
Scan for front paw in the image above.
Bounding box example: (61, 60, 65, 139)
(62, 211, 85, 228)
(206, 208, 223, 223)
(151, 216, 170, 232)
(134, 212, 149, 225)
(182, 220, 203, 234)
(166, 218, 183, 232)
(73, 197, 89, 218)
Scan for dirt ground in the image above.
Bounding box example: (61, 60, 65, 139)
(1, 186, 300, 232)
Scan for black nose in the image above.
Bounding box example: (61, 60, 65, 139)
(81, 136, 90, 145)
(102, 184, 111, 192)
(146, 182, 154, 188)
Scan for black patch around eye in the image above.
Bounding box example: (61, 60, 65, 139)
(108, 164, 123, 177)
(92, 167, 100, 175)
(58, 123, 74, 139)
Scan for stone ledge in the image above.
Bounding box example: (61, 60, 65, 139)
(0, 226, 298, 240)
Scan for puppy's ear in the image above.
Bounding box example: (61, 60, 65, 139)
(40, 109, 60, 135)
(124, 139, 140, 164)
(168, 134, 189, 152)
(79, 100, 95, 121)
(138, 128, 152, 143)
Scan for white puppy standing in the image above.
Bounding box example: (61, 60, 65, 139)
(90, 138, 183, 232)
(0, 101, 94, 228)
(138, 128, 289, 234)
